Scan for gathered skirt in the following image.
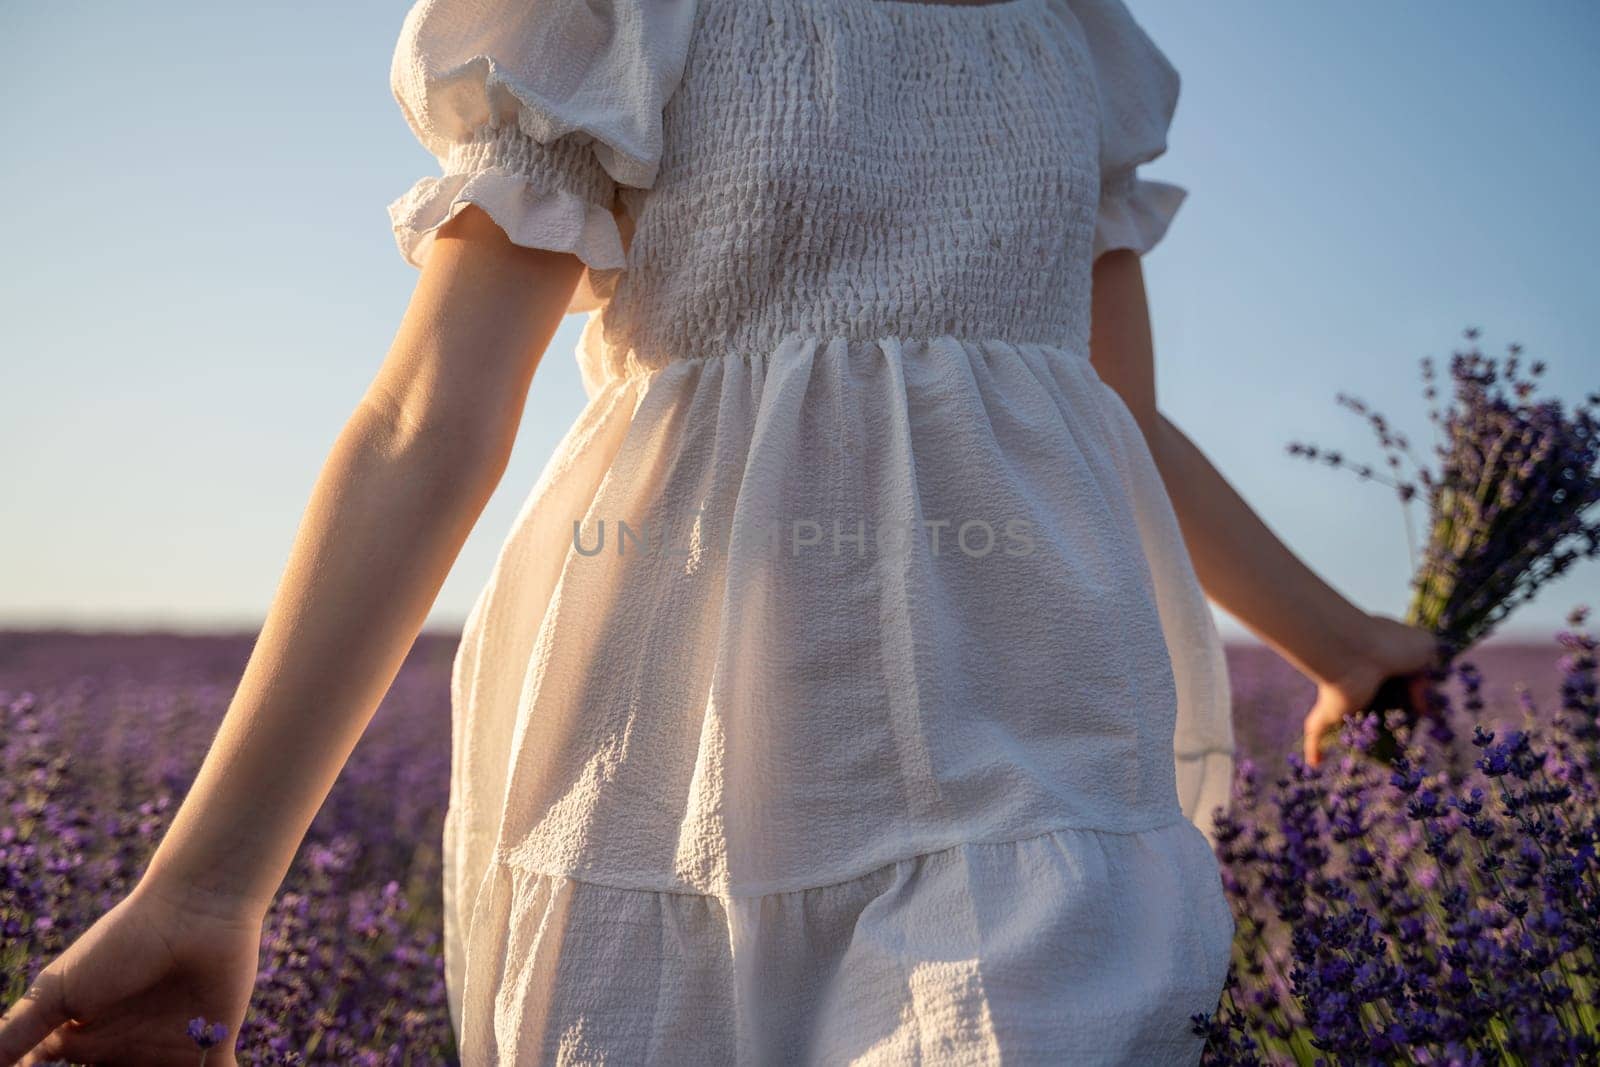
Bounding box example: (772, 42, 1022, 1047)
(443, 330, 1239, 1064)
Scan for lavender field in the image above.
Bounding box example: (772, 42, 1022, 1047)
(0, 627, 1587, 1064)
(0, 631, 458, 1065)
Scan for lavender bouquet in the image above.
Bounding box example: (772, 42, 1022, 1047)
(1289, 329, 1600, 760)
(1195, 607, 1600, 1064)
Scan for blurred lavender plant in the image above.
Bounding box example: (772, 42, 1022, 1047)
(0, 632, 458, 1065)
(1288, 328, 1600, 758)
(1194, 605, 1600, 1064)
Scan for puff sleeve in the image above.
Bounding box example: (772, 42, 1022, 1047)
(1065, 0, 1187, 260)
(386, 0, 696, 312)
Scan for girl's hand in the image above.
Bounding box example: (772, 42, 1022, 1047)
(0, 880, 262, 1066)
(1302, 612, 1442, 768)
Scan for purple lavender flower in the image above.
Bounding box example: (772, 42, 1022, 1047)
(188, 1015, 229, 1049)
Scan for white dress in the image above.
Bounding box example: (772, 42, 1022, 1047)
(388, 0, 1238, 1062)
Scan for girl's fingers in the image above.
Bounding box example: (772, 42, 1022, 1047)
(0, 973, 70, 1067)
(1303, 709, 1330, 767)
(18, 1037, 76, 1067)
(19, 1021, 109, 1067)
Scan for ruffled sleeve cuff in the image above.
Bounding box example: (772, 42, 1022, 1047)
(387, 123, 629, 308)
(1093, 167, 1187, 260)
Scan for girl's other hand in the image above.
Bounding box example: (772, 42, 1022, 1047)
(0, 880, 262, 1066)
(1302, 612, 1442, 768)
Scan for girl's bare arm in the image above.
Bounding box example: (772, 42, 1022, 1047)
(1087, 249, 1437, 764)
(0, 205, 579, 1064)
(140, 206, 581, 912)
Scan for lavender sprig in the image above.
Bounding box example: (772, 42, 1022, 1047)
(188, 1016, 229, 1065)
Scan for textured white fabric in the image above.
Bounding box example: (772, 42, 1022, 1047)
(390, 0, 1237, 1062)
(389, 0, 696, 311)
(1067, 0, 1191, 258)
(461, 821, 1234, 1064)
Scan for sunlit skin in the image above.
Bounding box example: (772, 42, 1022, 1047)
(0, 207, 1434, 1063)
(1089, 248, 1438, 769)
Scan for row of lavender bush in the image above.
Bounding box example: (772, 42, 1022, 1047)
(3, 620, 1595, 1064)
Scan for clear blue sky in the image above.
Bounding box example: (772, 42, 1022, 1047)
(2, 1, 1596, 641)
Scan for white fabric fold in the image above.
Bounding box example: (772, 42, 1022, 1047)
(388, 170, 628, 274)
(1062, 0, 1188, 257)
(1093, 172, 1189, 259)
(389, 0, 697, 191)
(388, 0, 696, 310)
(456, 822, 1233, 1064)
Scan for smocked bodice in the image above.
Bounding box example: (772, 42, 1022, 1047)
(591, 0, 1101, 372)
